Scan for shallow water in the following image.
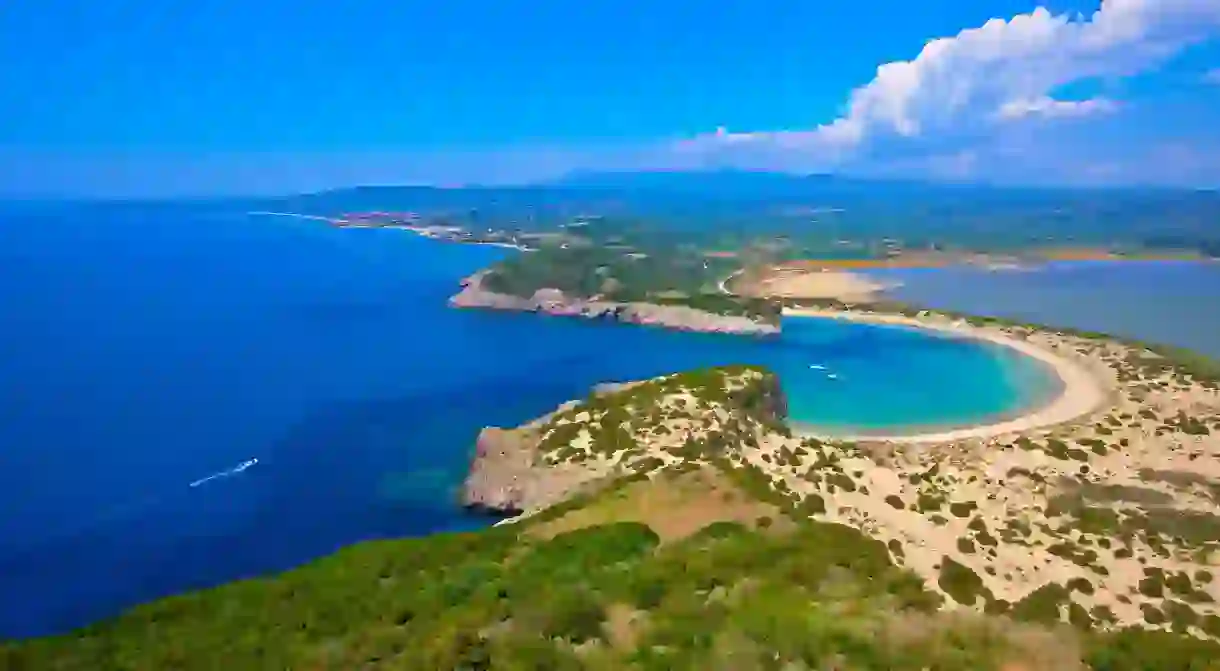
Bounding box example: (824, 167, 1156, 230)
(784, 319, 1064, 437)
(0, 204, 1049, 636)
(869, 261, 1220, 357)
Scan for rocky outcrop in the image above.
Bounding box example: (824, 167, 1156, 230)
(461, 419, 623, 518)
(460, 427, 537, 515)
(616, 302, 778, 335)
(449, 271, 780, 336)
(461, 366, 790, 516)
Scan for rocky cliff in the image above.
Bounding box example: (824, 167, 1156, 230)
(461, 366, 788, 515)
(449, 271, 780, 336)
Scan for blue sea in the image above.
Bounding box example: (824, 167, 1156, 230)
(0, 204, 1165, 638)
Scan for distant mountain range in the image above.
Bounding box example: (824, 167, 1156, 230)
(281, 170, 1218, 208)
(15, 171, 1214, 251)
(542, 170, 944, 197)
(261, 170, 1214, 217)
(18, 170, 1213, 210)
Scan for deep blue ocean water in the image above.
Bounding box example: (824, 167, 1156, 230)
(0, 205, 1050, 637)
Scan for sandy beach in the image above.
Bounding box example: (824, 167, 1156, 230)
(748, 316, 1220, 627)
(782, 307, 1108, 443)
(472, 311, 1220, 632)
(761, 315, 1219, 626)
(730, 265, 891, 303)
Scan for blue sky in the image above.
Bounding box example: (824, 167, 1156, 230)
(2, 0, 1219, 196)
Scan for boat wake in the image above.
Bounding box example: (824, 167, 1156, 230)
(188, 458, 259, 488)
(5, 459, 262, 558)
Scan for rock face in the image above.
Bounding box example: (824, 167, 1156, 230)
(449, 271, 780, 336)
(461, 421, 601, 517)
(460, 427, 537, 515)
(460, 366, 789, 516)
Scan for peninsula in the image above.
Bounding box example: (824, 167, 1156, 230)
(15, 205, 1219, 668)
(8, 307, 1220, 669)
(455, 305, 1220, 664)
(449, 269, 780, 336)
(273, 204, 1215, 341)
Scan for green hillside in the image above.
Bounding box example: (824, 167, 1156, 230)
(6, 459, 1220, 670)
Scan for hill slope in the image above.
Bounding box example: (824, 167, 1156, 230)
(7, 362, 1220, 670)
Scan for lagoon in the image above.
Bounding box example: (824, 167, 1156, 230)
(870, 260, 1220, 358)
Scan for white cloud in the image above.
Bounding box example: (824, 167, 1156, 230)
(677, 1, 1220, 165)
(995, 96, 1118, 120)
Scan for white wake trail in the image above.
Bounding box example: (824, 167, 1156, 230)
(188, 458, 259, 488)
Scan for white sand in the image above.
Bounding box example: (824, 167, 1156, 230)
(739, 268, 888, 302)
(490, 336, 1220, 630)
(783, 308, 1108, 444)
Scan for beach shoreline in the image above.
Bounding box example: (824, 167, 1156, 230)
(782, 307, 1108, 443)
(245, 211, 535, 251)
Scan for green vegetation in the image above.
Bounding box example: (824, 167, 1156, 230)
(480, 238, 781, 323)
(949, 500, 978, 518)
(11, 468, 1220, 670)
(537, 365, 787, 467)
(937, 556, 991, 606)
(1045, 480, 1220, 553)
(9, 302, 1220, 669)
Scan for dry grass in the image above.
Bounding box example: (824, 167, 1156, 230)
(883, 611, 1085, 671)
(528, 467, 787, 543)
(602, 602, 646, 650)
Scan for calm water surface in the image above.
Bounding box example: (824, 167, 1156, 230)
(0, 205, 1048, 636)
(870, 261, 1220, 357)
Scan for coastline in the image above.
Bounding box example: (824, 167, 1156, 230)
(245, 211, 534, 251)
(448, 270, 781, 336)
(782, 307, 1107, 443)
(397, 226, 534, 252)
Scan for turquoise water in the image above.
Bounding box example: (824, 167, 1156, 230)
(0, 204, 1049, 637)
(775, 317, 1056, 435)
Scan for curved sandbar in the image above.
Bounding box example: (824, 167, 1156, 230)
(783, 307, 1108, 444)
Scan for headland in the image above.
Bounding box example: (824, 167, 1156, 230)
(449, 269, 780, 336)
(30, 207, 1215, 667)
(458, 309, 1220, 641)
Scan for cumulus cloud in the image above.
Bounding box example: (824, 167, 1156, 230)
(677, 0, 1220, 167)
